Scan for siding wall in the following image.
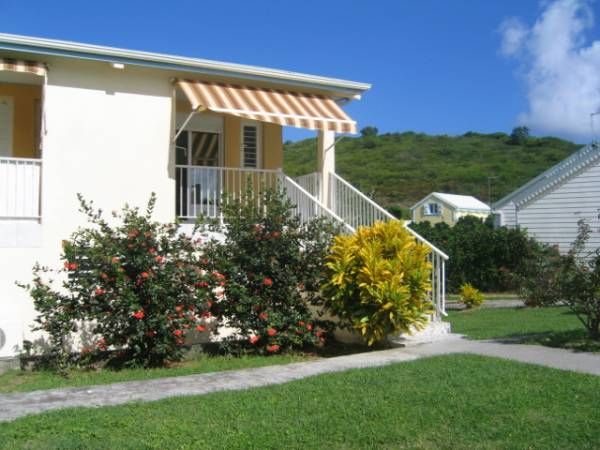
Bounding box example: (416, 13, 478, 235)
(499, 160, 600, 254)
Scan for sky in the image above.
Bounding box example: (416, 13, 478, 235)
(2, 0, 600, 143)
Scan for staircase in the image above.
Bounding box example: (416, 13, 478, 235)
(295, 171, 448, 319)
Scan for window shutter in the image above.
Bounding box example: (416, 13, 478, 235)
(242, 125, 258, 168)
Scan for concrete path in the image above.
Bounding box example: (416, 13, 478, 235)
(1, 335, 599, 423)
(446, 299, 524, 310)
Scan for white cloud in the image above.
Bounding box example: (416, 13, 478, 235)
(500, 0, 600, 140)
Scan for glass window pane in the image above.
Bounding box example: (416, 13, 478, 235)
(176, 131, 188, 165)
(191, 132, 219, 166)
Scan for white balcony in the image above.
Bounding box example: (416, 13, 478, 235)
(0, 157, 41, 220)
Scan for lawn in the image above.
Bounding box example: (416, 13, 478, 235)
(0, 354, 599, 449)
(447, 306, 600, 352)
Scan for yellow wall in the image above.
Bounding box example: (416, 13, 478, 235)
(262, 122, 282, 170)
(0, 83, 41, 158)
(412, 199, 490, 226)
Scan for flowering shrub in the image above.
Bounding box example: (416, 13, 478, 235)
(202, 187, 336, 354)
(21, 194, 217, 370)
(322, 221, 432, 346)
(458, 283, 484, 309)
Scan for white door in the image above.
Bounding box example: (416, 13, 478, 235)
(0, 97, 14, 157)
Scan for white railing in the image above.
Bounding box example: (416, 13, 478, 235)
(176, 165, 280, 220)
(329, 172, 397, 229)
(296, 171, 449, 318)
(0, 157, 42, 219)
(282, 175, 354, 234)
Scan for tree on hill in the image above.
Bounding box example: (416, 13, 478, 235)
(509, 126, 530, 145)
(360, 126, 378, 137)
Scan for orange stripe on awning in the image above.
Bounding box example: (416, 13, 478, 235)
(177, 79, 357, 134)
(0, 58, 47, 77)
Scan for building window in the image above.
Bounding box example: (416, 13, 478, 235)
(175, 130, 220, 167)
(424, 203, 441, 216)
(242, 124, 260, 168)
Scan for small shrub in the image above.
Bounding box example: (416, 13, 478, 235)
(518, 246, 562, 307)
(458, 283, 484, 309)
(20, 194, 217, 371)
(555, 220, 600, 340)
(321, 221, 432, 346)
(202, 187, 336, 354)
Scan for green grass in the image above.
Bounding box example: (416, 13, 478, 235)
(0, 353, 310, 394)
(1, 354, 599, 449)
(284, 131, 579, 211)
(447, 306, 600, 352)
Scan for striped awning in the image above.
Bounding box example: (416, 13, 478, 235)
(0, 58, 47, 77)
(177, 79, 357, 134)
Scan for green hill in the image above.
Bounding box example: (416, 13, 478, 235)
(283, 131, 580, 217)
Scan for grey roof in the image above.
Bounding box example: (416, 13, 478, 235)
(494, 142, 600, 209)
(0, 33, 370, 98)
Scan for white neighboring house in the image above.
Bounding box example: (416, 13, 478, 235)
(494, 143, 600, 254)
(411, 192, 491, 226)
(0, 33, 448, 360)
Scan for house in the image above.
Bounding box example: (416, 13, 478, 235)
(411, 192, 491, 225)
(494, 143, 600, 254)
(0, 33, 447, 360)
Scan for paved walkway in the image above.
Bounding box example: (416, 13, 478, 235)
(446, 299, 524, 310)
(1, 335, 599, 423)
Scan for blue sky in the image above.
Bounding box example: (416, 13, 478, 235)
(2, 0, 599, 142)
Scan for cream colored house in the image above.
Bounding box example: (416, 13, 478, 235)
(0, 33, 447, 360)
(411, 192, 490, 226)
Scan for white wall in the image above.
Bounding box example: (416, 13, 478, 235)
(496, 160, 600, 254)
(0, 58, 176, 356)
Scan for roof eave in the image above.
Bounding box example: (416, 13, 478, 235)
(0, 33, 371, 98)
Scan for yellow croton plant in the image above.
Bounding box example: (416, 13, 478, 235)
(322, 220, 433, 345)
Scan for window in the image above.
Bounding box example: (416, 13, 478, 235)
(242, 124, 260, 168)
(424, 202, 441, 216)
(175, 130, 220, 167)
(0, 97, 13, 157)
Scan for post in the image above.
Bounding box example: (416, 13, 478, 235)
(317, 130, 335, 208)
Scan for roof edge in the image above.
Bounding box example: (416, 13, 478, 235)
(0, 33, 371, 97)
(493, 143, 600, 210)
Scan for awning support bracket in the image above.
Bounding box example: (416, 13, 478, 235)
(172, 106, 206, 142)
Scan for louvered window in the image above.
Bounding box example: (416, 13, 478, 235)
(242, 125, 259, 168)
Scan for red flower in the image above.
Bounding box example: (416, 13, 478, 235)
(259, 312, 269, 321)
(128, 229, 139, 239)
(306, 323, 313, 331)
(270, 231, 281, 238)
(175, 305, 184, 313)
(267, 327, 277, 337)
(100, 272, 109, 280)
(155, 255, 165, 264)
(195, 281, 209, 288)
(266, 344, 280, 353)
(95, 288, 106, 296)
(201, 311, 212, 319)
(249, 335, 260, 345)
(64, 261, 78, 271)
(298, 321, 305, 327)
(149, 247, 157, 254)
(212, 271, 225, 281)
(111, 256, 120, 264)
(195, 325, 206, 332)
(172, 329, 183, 337)
(316, 330, 324, 338)
(132, 309, 145, 320)
(263, 277, 273, 287)
(140, 272, 150, 279)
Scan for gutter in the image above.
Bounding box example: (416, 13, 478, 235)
(0, 33, 371, 98)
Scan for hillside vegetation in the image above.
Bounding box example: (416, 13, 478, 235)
(283, 131, 580, 217)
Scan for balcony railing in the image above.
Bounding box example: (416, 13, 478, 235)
(0, 157, 42, 220)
